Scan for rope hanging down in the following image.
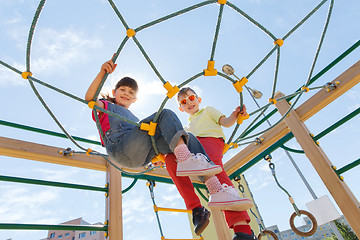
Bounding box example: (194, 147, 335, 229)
(264, 155, 318, 237)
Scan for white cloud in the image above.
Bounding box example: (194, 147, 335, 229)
(35, 168, 80, 182)
(31, 28, 103, 74)
(0, 186, 59, 223)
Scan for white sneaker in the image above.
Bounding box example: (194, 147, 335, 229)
(208, 184, 253, 211)
(176, 153, 222, 176)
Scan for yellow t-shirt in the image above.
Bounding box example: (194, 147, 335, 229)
(185, 106, 226, 140)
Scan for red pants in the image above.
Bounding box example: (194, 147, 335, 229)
(165, 137, 250, 229)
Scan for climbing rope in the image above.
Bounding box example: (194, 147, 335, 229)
(264, 155, 318, 237)
(0, 0, 336, 174)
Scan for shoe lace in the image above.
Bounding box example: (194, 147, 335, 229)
(195, 153, 210, 162)
(221, 183, 240, 197)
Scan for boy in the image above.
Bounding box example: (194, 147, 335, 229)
(177, 87, 257, 240)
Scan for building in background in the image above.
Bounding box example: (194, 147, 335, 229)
(41, 218, 105, 240)
(266, 215, 352, 240)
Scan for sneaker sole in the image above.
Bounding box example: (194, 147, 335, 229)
(176, 166, 222, 176)
(194, 211, 211, 236)
(208, 200, 253, 211)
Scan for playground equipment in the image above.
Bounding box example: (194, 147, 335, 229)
(265, 155, 317, 237)
(234, 176, 278, 240)
(1, 0, 360, 239)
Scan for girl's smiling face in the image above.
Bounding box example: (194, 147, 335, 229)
(112, 85, 137, 109)
(178, 90, 200, 115)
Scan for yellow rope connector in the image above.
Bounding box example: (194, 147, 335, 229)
(237, 113, 249, 124)
(163, 81, 179, 99)
(269, 98, 277, 105)
(301, 86, 310, 92)
(21, 71, 32, 79)
(204, 60, 218, 76)
(153, 204, 159, 212)
(126, 28, 136, 37)
(140, 121, 157, 136)
(218, 0, 227, 4)
(233, 77, 248, 93)
(223, 142, 238, 154)
(88, 101, 97, 109)
(146, 181, 156, 187)
(274, 39, 284, 47)
(223, 143, 230, 155)
(86, 148, 93, 156)
(151, 153, 165, 167)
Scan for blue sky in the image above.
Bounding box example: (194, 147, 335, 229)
(1, 0, 360, 239)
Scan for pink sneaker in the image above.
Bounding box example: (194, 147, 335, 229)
(176, 153, 222, 176)
(208, 184, 253, 211)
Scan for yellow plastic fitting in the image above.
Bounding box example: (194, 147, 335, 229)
(21, 71, 32, 79)
(153, 205, 159, 212)
(151, 153, 165, 166)
(223, 143, 230, 155)
(86, 148, 93, 156)
(204, 60, 218, 76)
(269, 98, 277, 105)
(332, 165, 337, 170)
(104, 220, 108, 225)
(340, 176, 344, 181)
(301, 86, 310, 92)
(140, 121, 157, 136)
(163, 81, 179, 99)
(104, 232, 108, 238)
(105, 192, 109, 197)
(218, 0, 227, 4)
(237, 113, 250, 124)
(274, 39, 284, 47)
(223, 142, 239, 154)
(233, 77, 248, 93)
(88, 101, 97, 109)
(126, 28, 136, 37)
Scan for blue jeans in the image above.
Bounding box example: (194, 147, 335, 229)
(107, 109, 210, 168)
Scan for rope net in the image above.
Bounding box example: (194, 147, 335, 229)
(0, 0, 335, 174)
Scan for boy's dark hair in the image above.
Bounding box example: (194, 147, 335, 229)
(177, 87, 197, 100)
(101, 77, 138, 103)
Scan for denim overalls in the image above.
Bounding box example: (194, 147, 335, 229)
(104, 102, 209, 168)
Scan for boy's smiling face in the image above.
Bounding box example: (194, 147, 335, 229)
(178, 89, 201, 115)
